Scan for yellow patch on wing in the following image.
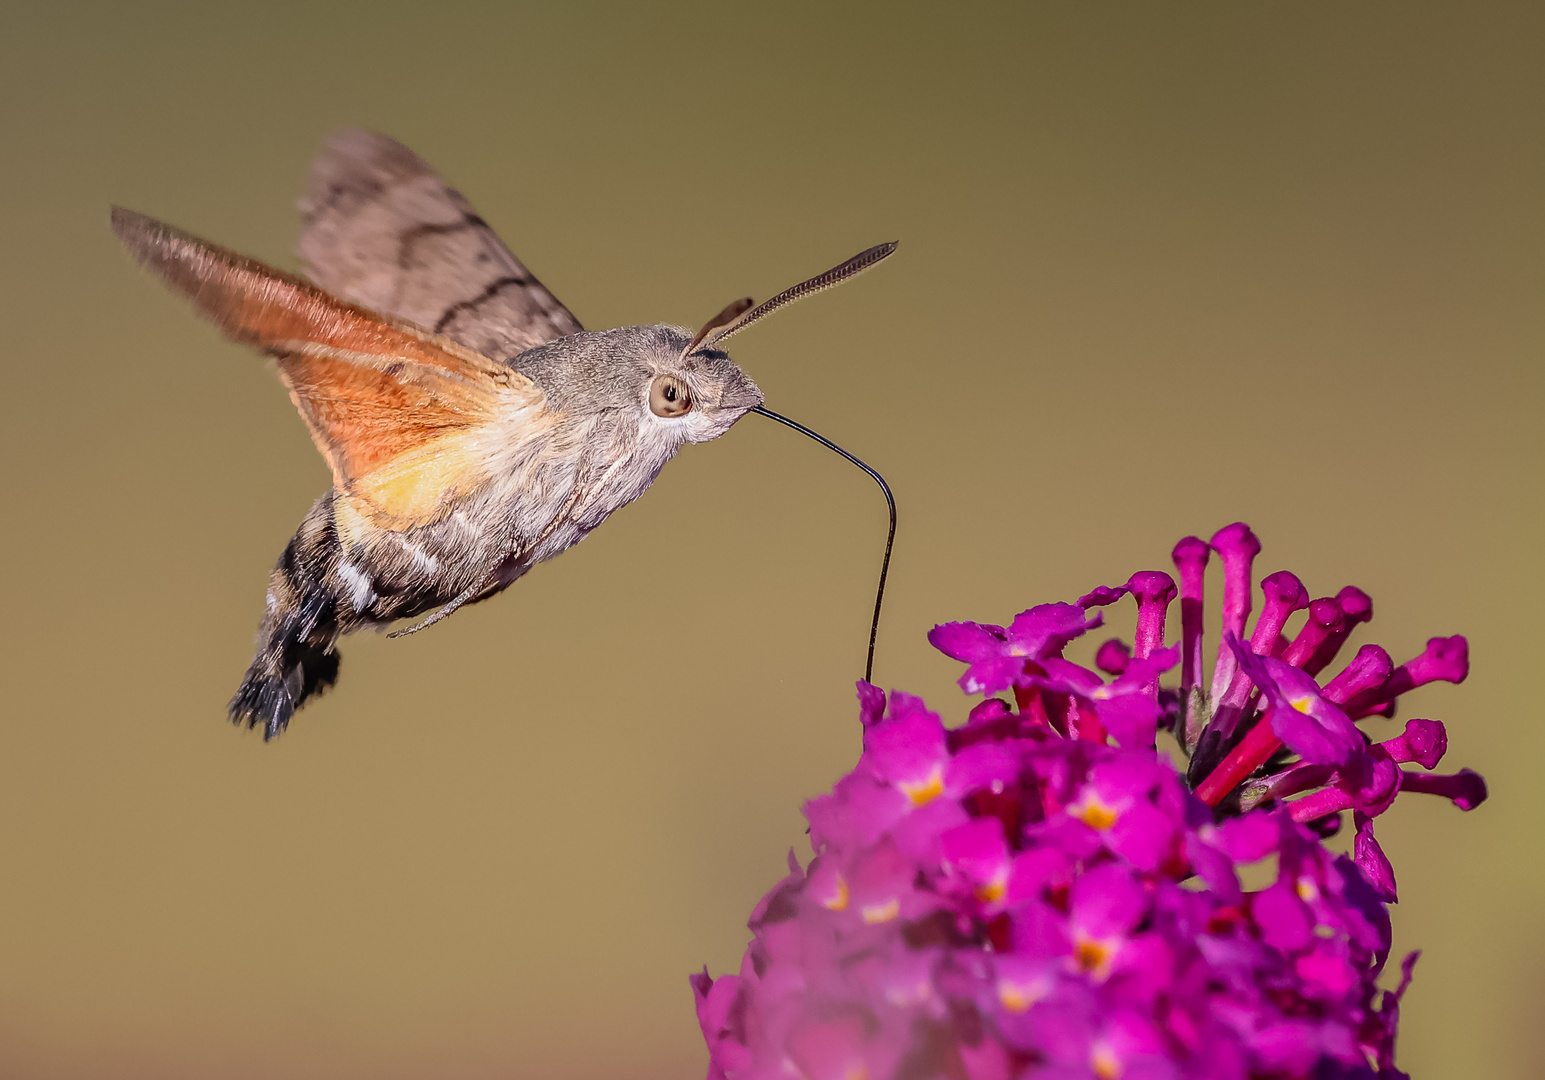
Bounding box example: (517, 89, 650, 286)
(346, 427, 488, 527)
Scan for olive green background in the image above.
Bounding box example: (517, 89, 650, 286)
(1, 2, 1539, 1076)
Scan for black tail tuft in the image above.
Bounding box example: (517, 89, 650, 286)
(230, 568, 343, 740)
(231, 491, 357, 739)
(229, 644, 340, 740)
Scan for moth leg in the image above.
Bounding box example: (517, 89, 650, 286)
(386, 481, 581, 641)
(387, 582, 484, 638)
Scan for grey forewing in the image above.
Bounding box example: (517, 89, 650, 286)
(298, 127, 583, 360)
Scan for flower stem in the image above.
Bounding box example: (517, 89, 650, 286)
(1195, 709, 1280, 806)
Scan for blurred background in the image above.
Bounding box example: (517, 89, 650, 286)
(1, 2, 1540, 1076)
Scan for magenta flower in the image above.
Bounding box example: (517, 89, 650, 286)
(693, 525, 1483, 1080)
(931, 604, 1103, 696)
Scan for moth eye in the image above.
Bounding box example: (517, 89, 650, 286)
(649, 374, 693, 418)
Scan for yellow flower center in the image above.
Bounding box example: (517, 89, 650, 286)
(1074, 935, 1117, 978)
(821, 875, 850, 911)
(861, 898, 901, 924)
(1091, 1044, 1122, 1079)
(996, 978, 1046, 1013)
(1072, 792, 1120, 831)
(974, 876, 1007, 904)
(898, 765, 945, 807)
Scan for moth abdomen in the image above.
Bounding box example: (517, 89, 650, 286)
(229, 490, 510, 736)
(230, 495, 348, 739)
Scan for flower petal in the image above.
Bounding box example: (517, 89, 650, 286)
(927, 620, 1006, 662)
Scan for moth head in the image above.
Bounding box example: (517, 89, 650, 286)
(640, 330, 763, 444)
(647, 241, 898, 443)
(511, 326, 760, 446)
(513, 241, 897, 446)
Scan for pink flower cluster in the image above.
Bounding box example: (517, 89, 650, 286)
(692, 525, 1483, 1080)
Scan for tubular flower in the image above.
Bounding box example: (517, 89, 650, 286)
(692, 525, 1484, 1080)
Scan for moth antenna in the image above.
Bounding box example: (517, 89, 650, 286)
(750, 406, 896, 684)
(686, 297, 754, 355)
(687, 241, 898, 357)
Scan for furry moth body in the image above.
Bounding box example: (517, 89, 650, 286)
(113, 129, 895, 738)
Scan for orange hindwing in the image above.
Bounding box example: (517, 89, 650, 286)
(112, 207, 548, 529)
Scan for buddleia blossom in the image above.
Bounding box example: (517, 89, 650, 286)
(692, 525, 1484, 1080)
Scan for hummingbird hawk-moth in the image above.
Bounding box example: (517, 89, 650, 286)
(113, 129, 896, 739)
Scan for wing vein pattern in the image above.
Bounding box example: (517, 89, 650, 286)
(298, 128, 583, 361)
